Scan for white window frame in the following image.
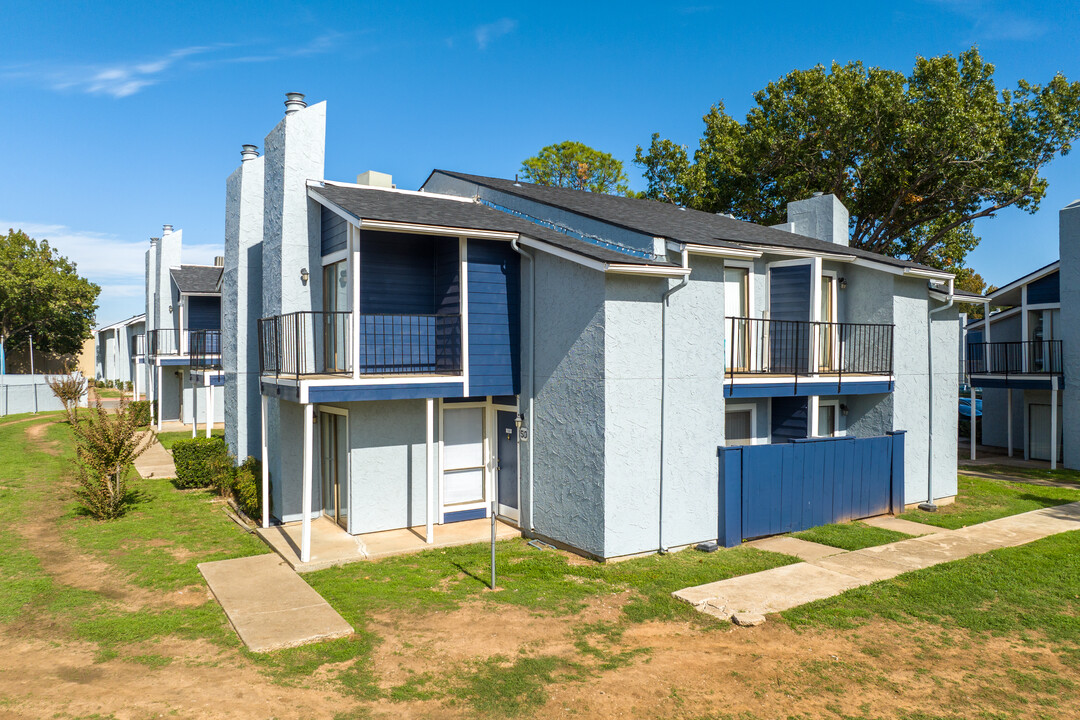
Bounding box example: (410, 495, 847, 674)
(818, 269, 840, 373)
(724, 260, 755, 373)
(724, 402, 763, 445)
(489, 398, 520, 522)
(809, 397, 845, 438)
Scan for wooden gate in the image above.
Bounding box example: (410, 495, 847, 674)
(718, 432, 905, 546)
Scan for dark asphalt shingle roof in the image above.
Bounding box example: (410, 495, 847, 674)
(311, 183, 673, 266)
(170, 265, 223, 294)
(428, 170, 947, 275)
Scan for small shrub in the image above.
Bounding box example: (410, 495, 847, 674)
(47, 373, 87, 425)
(71, 397, 154, 519)
(172, 437, 230, 489)
(129, 400, 151, 427)
(234, 456, 262, 521)
(124, 380, 133, 392)
(207, 452, 236, 498)
(87, 378, 98, 388)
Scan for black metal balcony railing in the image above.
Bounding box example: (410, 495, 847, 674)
(189, 329, 222, 370)
(132, 334, 146, 357)
(258, 311, 464, 379)
(147, 328, 183, 357)
(726, 317, 894, 387)
(967, 340, 1063, 377)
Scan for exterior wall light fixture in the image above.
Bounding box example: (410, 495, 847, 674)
(300, 267, 310, 285)
(839, 277, 847, 290)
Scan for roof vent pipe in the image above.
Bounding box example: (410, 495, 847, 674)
(241, 144, 260, 162)
(214, 256, 225, 267)
(284, 92, 307, 115)
(162, 225, 173, 235)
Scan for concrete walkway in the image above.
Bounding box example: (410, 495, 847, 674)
(198, 554, 353, 652)
(674, 502, 1080, 623)
(133, 431, 176, 479)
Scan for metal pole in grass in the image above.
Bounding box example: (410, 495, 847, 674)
(490, 499, 497, 590)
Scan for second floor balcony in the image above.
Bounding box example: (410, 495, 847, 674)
(725, 317, 894, 382)
(189, 329, 222, 370)
(258, 311, 463, 379)
(967, 340, 1063, 378)
(132, 334, 146, 358)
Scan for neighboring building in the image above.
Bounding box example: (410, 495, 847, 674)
(223, 93, 965, 563)
(93, 313, 145, 385)
(964, 199, 1080, 469)
(140, 226, 225, 431)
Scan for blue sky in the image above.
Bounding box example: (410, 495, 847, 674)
(2, 0, 1078, 325)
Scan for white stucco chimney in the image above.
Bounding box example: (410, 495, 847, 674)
(780, 193, 850, 246)
(284, 92, 307, 116)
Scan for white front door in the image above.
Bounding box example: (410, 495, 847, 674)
(441, 405, 488, 522)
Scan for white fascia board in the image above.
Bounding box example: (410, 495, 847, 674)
(967, 305, 1022, 330)
(310, 178, 475, 204)
(515, 235, 607, 272)
(987, 260, 1060, 300)
(902, 267, 955, 281)
(685, 243, 763, 259)
(605, 264, 692, 277)
(738, 244, 856, 262)
(359, 218, 517, 240)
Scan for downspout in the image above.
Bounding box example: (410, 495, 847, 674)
(510, 238, 536, 532)
(658, 248, 690, 553)
(920, 276, 954, 512)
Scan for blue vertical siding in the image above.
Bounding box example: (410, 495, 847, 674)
(771, 396, 808, 442)
(321, 205, 348, 256)
(467, 239, 520, 396)
(187, 296, 221, 330)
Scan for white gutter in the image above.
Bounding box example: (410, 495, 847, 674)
(921, 275, 955, 512)
(606, 264, 691, 277)
(510, 237, 537, 533)
(658, 248, 690, 554)
(684, 244, 763, 259)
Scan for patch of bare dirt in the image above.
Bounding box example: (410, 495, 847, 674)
(23, 421, 60, 455)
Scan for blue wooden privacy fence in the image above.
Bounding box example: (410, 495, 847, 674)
(718, 432, 905, 546)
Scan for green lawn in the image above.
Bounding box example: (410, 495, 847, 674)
(900, 474, 1080, 530)
(92, 388, 124, 398)
(155, 428, 224, 450)
(792, 521, 915, 550)
(959, 463, 1080, 485)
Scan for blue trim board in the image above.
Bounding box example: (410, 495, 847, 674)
(156, 357, 190, 366)
(307, 382, 464, 403)
(970, 376, 1061, 390)
(444, 508, 486, 523)
(725, 380, 894, 398)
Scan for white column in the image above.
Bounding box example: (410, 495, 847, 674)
(134, 363, 140, 401)
(191, 384, 197, 438)
(1007, 389, 1014, 458)
(156, 366, 163, 432)
(426, 397, 434, 544)
(301, 402, 314, 563)
(261, 394, 270, 529)
(970, 385, 976, 461)
(205, 381, 212, 438)
(983, 301, 991, 371)
(1051, 382, 1059, 471)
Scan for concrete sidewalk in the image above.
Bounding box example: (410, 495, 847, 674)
(199, 554, 354, 652)
(134, 432, 176, 479)
(674, 502, 1080, 624)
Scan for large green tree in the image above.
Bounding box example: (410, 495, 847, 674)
(521, 141, 631, 195)
(0, 229, 100, 370)
(635, 47, 1080, 271)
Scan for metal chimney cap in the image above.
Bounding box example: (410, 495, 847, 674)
(811, 191, 824, 197)
(284, 92, 307, 115)
(241, 144, 260, 161)
(162, 224, 174, 235)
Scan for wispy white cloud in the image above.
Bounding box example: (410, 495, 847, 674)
(474, 18, 518, 50)
(4, 33, 344, 98)
(927, 0, 1047, 41)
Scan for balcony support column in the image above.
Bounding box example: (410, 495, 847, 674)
(301, 402, 314, 564)
(205, 380, 212, 439)
(1051, 378, 1059, 471)
(426, 397, 434, 544)
(192, 384, 197, 438)
(261, 394, 269, 529)
(156, 365, 163, 432)
(970, 385, 976, 461)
